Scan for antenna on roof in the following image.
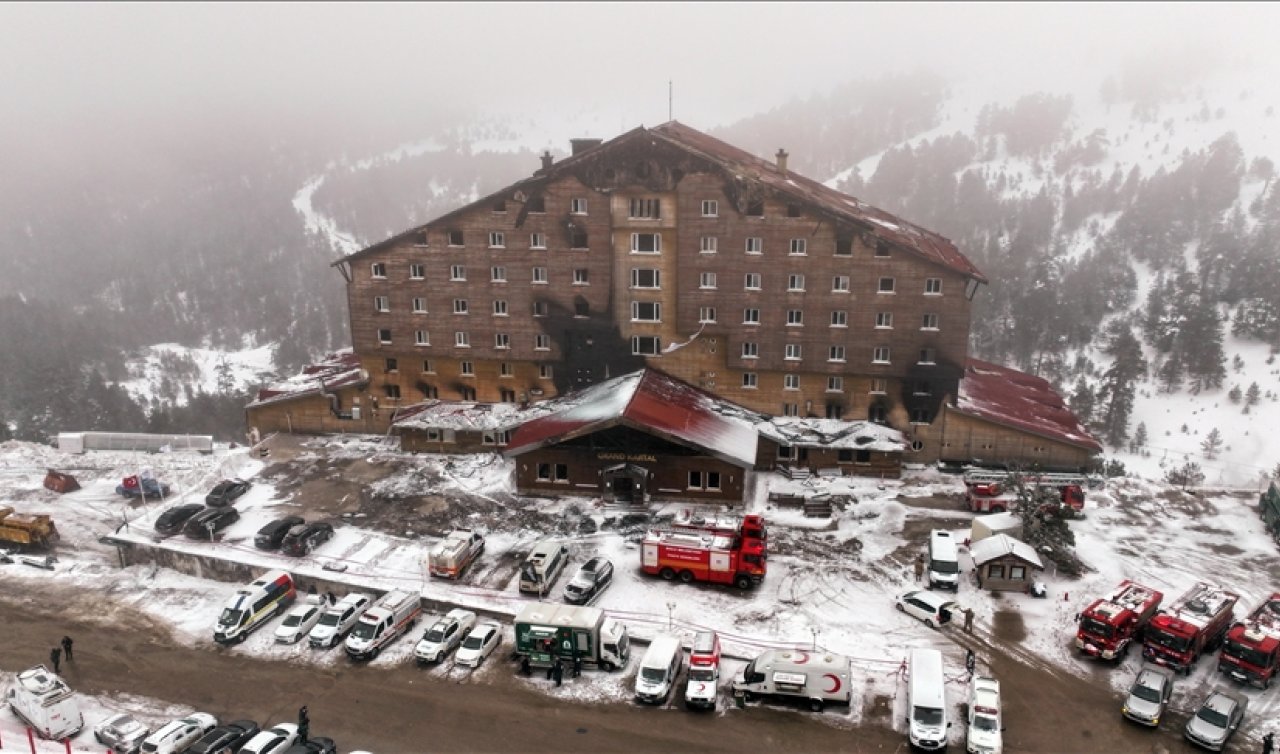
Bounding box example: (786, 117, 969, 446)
(669, 80, 673, 122)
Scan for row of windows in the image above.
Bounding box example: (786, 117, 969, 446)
(379, 329, 564, 351)
(740, 343, 937, 365)
(387, 358, 555, 380)
(375, 265, 591, 286)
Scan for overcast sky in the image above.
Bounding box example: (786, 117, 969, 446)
(3, 3, 1278, 142)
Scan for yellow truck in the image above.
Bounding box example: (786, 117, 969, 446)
(0, 506, 60, 550)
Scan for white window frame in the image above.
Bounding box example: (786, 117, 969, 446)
(699, 272, 717, 290)
(539, 364, 553, 379)
(871, 378, 888, 394)
(491, 266, 507, 282)
(459, 360, 474, 376)
(742, 372, 758, 389)
(701, 199, 718, 217)
(409, 263, 425, 280)
(919, 348, 937, 365)
(827, 376, 844, 393)
(415, 330, 430, 346)
(377, 328, 392, 345)
(573, 268, 590, 285)
(530, 232, 547, 250)
(878, 277, 896, 294)
(787, 274, 805, 292)
(631, 301, 661, 322)
(412, 297, 427, 314)
(789, 238, 807, 256)
(631, 268, 661, 289)
(455, 331, 470, 348)
(570, 197, 588, 215)
(784, 344, 802, 361)
(494, 333, 510, 350)
(784, 374, 800, 391)
(925, 278, 943, 295)
(628, 197, 661, 219)
(631, 233, 661, 254)
(532, 267, 548, 284)
(453, 299, 468, 315)
(488, 231, 505, 249)
(700, 236, 718, 254)
(698, 306, 717, 323)
(873, 346, 891, 364)
(631, 335, 661, 356)
(745, 237, 763, 255)
(744, 273, 762, 291)
(830, 310, 848, 328)
(832, 275, 850, 292)
(374, 296, 390, 313)
(742, 342, 759, 359)
(743, 308, 761, 325)
(829, 345, 846, 362)
(786, 309, 804, 327)
(450, 265, 466, 281)
(532, 301, 548, 317)
(534, 334, 550, 351)
(922, 313, 940, 330)
(493, 300, 508, 316)
(876, 312, 893, 329)
(371, 262, 387, 279)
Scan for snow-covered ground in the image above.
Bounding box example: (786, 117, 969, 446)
(120, 342, 277, 407)
(2, 436, 1277, 750)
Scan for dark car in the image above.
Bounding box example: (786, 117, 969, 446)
(255, 516, 306, 551)
(184, 507, 241, 540)
(155, 504, 206, 537)
(187, 720, 260, 754)
(282, 737, 336, 754)
(205, 479, 252, 507)
(281, 522, 335, 557)
(562, 556, 614, 605)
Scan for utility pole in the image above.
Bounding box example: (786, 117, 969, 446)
(668, 80, 673, 121)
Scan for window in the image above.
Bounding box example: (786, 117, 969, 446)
(535, 334, 550, 351)
(745, 237, 763, 254)
(573, 268, 589, 285)
(699, 272, 717, 289)
(914, 380, 932, 395)
(706, 471, 721, 490)
(919, 348, 937, 364)
(827, 376, 844, 392)
(925, 278, 942, 295)
(421, 384, 438, 400)
(741, 342, 758, 359)
(829, 345, 846, 362)
(459, 361, 474, 376)
(786, 309, 803, 326)
(491, 266, 507, 282)
(789, 238, 807, 255)
(415, 330, 429, 346)
(536, 463, 552, 481)
(453, 299, 468, 315)
(876, 312, 893, 329)
(631, 233, 660, 253)
(450, 265, 466, 281)
(631, 336, 661, 355)
(378, 328, 392, 344)
(539, 364, 554, 379)
(700, 236, 718, 254)
(494, 333, 510, 349)
(454, 331, 470, 348)
(922, 313, 939, 330)
(532, 267, 548, 284)
(782, 403, 800, 417)
(385, 357, 398, 372)
(785, 344, 802, 361)
(687, 471, 721, 491)
(631, 301, 661, 322)
(875, 240, 891, 257)
(483, 428, 512, 445)
(688, 471, 701, 489)
(492, 199, 506, 214)
(412, 297, 427, 314)
(574, 299, 589, 317)
(744, 273, 762, 290)
(555, 464, 569, 481)
(631, 268, 660, 289)
(835, 235, 852, 256)
(832, 275, 850, 292)
(628, 198, 661, 218)
(493, 300, 508, 316)
(871, 378, 887, 394)
(776, 445, 794, 460)
(873, 347, 890, 364)
(826, 403, 845, 419)
(374, 296, 390, 313)
(701, 200, 718, 217)
(699, 306, 717, 323)
(527, 196, 546, 213)
(878, 277, 896, 293)
(787, 204, 802, 218)
(742, 372, 758, 388)
(409, 263, 425, 279)
(746, 201, 764, 217)
(787, 274, 805, 292)
(911, 409, 931, 424)
(447, 230, 464, 247)
(869, 403, 888, 423)
(830, 310, 848, 327)
(570, 198, 587, 214)
(911, 440, 924, 452)
(488, 232, 505, 248)
(530, 232, 547, 250)
(784, 374, 800, 390)
(422, 359, 435, 373)
(1010, 565, 1026, 580)
(413, 230, 429, 247)
(571, 229, 588, 248)
(371, 262, 387, 279)
(384, 384, 401, 400)
(743, 308, 761, 325)
(533, 300, 548, 317)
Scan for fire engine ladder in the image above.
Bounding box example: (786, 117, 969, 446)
(1113, 583, 1154, 611)
(962, 470, 1093, 487)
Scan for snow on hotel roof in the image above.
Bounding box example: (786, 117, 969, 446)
(753, 416, 906, 452)
(970, 533, 1045, 569)
(246, 350, 368, 408)
(391, 398, 562, 433)
(504, 369, 759, 468)
(956, 358, 1103, 453)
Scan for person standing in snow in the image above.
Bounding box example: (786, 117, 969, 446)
(49, 647, 61, 674)
(913, 554, 924, 582)
(963, 607, 975, 633)
(552, 660, 563, 687)
(61, 636, 73, 661)
(1262, 731, 1274, 754)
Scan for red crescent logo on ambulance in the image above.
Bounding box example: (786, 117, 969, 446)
(824, 674, 842, 694)
(793, 651, 810, 664)
(697, 683, 707, 693)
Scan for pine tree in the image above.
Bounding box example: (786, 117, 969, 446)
(1201, 428, 1224, 460)
(1246, 382, 1261, 408)
(215, 357, 235, 394)
(1166, 460, 1206, 489)
(1228, 385, 1243, 403)
(1128, 422, 1148, 453)
(1070, 378, 1096, 426)
(1098, 325, 1145, 447)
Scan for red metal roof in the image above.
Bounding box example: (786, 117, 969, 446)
(247, 350, 367, 407)
(955, 358, 1102, 452)
(504, 368, 758, 467)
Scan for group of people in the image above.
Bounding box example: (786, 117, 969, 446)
(518, 653, 583, 687)
(48, 636, 73, 673)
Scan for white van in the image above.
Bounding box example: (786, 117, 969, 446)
(634, 634, 684, 704)
(907, 648, 950, 751)
(214, 570, 296, 644)
(5, 665, 83, 740)
(518, 540, 570, 595)
(928, 530, 960, 591)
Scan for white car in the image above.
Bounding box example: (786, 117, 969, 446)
(414, 608, 477, 663)
(896, 590, 957, 629)
(239, 723, 299, 754)
(139, 713, 217, 754)
(966, 675, 1003, 754)
(94, 713, 151, 754)
(455, 621, 503, 667)
(309, 592, 372, 649)
(275, 598, 325, 644)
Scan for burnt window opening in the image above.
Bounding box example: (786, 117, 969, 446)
(385, 358, 398, 372)
(500, 389, 516, 403)
(492, 199, 507, 213)
(746, 200, 765, 217)
(447, 230, 464, 246)
(634, 162, 652, 179)
(571, 229, 589, 249)
(414, 230, 429, 246)
(527, 196, 546, 213)
(856, 449, 871, 463)
(910, 408, 932, 424)
(384, 384, 401, 399)
(869, 402, 888, 424)
(629, 198, 661, 219)
(875, 240, 892, 257)
(574, 298, 590, 317)
(786, 204, 802, 218)
(418, 383, 438, 399)
(835, 234, 853, 256)
(838, 449, 854, 463)
(460, 386, 477, 401)
(826, 403, 845, 420)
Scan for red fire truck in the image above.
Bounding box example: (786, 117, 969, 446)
(1142, 582, 1239, 675)
(1218, 593, 1280, 688)
(641, 514, 767, 589)
(963, 471, 1087, 514)
(1074, 580, 1164, 660)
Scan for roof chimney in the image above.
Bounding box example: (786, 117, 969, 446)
(540, 150, 554, 172)
(571, 138, 603, 156)
(775, 149, 789, 173)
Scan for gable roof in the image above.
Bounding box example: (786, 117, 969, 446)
(335, 122, 985, 282)
(503, 368, 759, 467)
(246, 350, 368, 408)
(954, 358, 1103, 453)
(970, 533, 1044, 569)
(391, 399, 561, 433)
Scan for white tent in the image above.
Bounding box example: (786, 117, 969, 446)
(970, 512, 1023, 543)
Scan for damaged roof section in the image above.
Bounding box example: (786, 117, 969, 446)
(247, 350, 368, 408)
(956, 358, 1103, 452)
(754, 416, 907, 453)
(391, 398, 562, 433)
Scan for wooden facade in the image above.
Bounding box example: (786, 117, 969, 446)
(974, 551, 1043, 593)
(927, 404, 1097, 472)
(754, 436, 901, 478)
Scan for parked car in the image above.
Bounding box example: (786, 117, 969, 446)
(895, 590, 956, 629)
(255, 516, 305, 550)
(205, 479, 252, 507)
(138, 713, 217, 754)
(282, 736, 336, 754)
(154, 504, 206, 537)
(455, 621, 503, 667)
(276, 597, 326, 644)
(563, 556, 614, 605)
(186, 720, 260, 754)
(239, 723, 299, 754)
(309, 592, 373, 649)
(1122, 667, 1175, 727)
(281, 522, 335, 556)
(1184, 690, 1247, 751)
(94, 713, 151, 754)
(117, 476, 172, 499)
(415, 608, 477, 664)
(183, 507, 241, 540)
